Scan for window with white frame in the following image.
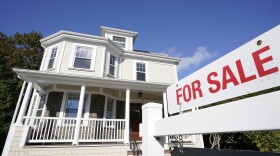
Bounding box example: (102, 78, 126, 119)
(109, 54, 116, 76)
(47, 47, 57, 69)
(73, 46, 93, 69)
(136, 62, 146, 81)
(36, 94, 47, 117)
(105, 98, 114, 119)
(113, 36, 126, 48)
(65, 93, 86, 118)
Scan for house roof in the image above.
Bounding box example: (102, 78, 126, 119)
(100, 26, 138, 43)
(40, 30, 180, 64)
(14, 68, 172, 93)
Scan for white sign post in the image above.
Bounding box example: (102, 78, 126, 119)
(141, 25, 280, 156)
(167, 25, 280, 114)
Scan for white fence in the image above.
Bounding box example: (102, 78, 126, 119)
(23, 116, 125, 143)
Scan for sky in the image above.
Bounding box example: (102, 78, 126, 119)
(1, 0, 280, 80)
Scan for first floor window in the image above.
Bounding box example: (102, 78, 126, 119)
(65, 93, 86, 118)
(47, 47, 57, 69)
(106, 98, 114, 119)
(36, 94, 47, 117)
(136, 62, 146, 81)
(109, 54, 116, 76)
(74, 46, 93, 69)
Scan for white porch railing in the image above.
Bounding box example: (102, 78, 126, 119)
(23, 116, 126, 143)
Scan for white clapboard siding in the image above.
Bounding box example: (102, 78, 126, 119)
(149, 61, 176, 83)
(120, 58, 134, 80)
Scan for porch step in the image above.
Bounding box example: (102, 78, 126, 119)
(127, 150, 171, 156)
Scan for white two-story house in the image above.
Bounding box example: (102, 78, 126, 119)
(3, 26, 204, 156)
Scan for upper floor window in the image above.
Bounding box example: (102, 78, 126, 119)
(109, 54, 116, 76)
(136, 62, 146, 81)
(47, 47, 57, 69)
(113, 36, 126, 48)
(74, 46, 93, 69)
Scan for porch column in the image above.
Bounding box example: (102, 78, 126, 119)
(72, 85, 86, 145)
(15, 82, 33, 125)
(124, 88, 130, 144)
(163, 92, 168, 118)
(11, 81, 26, 124)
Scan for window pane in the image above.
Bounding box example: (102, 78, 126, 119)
(136, 63, 145, 72)
(109, 65, 115, 76)
(51, 48, 57, 58)
(106, 98, 114, 119)
(106, 112, 113, 119)
(137, 72, 146, 81)
(110, 55, 115, 65)
(113, 36, 125, 42)
(116, 42, 125, 48)
(65, 94, 86, 118)
(74, 58, 91, 69)
(47, 59, 54, 69)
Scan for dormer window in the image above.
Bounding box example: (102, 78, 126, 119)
(113, 36, 126, 48)
(47, 47, 57, 69)
(74, 46, 93, 69)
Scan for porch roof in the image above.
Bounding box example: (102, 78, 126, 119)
(13, 68, 173, 92)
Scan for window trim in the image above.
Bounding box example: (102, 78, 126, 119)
(134, 60, 149, 81)
(46, 44, 59, 70)
(69, 43, 97, 71)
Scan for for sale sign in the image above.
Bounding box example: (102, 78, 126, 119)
(167, 25, 280, 114)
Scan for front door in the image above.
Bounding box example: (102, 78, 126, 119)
(130, 103, 142, 141)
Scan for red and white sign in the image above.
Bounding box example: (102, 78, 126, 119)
(167, 25, 280, 114)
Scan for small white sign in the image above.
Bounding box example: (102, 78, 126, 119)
(167, 25, 280, 114)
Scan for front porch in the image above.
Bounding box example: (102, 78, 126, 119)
(11, 69, 170, 147)
(20, 85, 165, 146)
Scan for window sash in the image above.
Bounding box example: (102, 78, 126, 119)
(113, 36, 126, 43)
(36, 94, 47, 117)
(137, 72, 146, 81)
(109, 55, 116, 76)
(74, 46, 92, 69)
(48, 48, 57, 69)
(106, 98, 114, 119)
(65, 93, 86, 118)
(113, 36, 126, 48)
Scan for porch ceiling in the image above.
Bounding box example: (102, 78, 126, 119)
(13, 68, 172, 92)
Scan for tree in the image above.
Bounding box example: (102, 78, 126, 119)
(243, 131, 280, 152)
(0, 31, 43, 153)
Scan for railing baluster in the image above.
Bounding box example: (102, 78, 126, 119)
(66, 119, 70, 140)
(98, 120, 101, 140)
(46, 119, 52, 140)
(110, 121, 113, 140)
(39, 119, 45, 140)
(43, 119, 49, 140)
(35, 119, 41, 140)
(31, 119, 37, 140)
(63, 119, 67, 140)
(113, 121, 116, 140)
